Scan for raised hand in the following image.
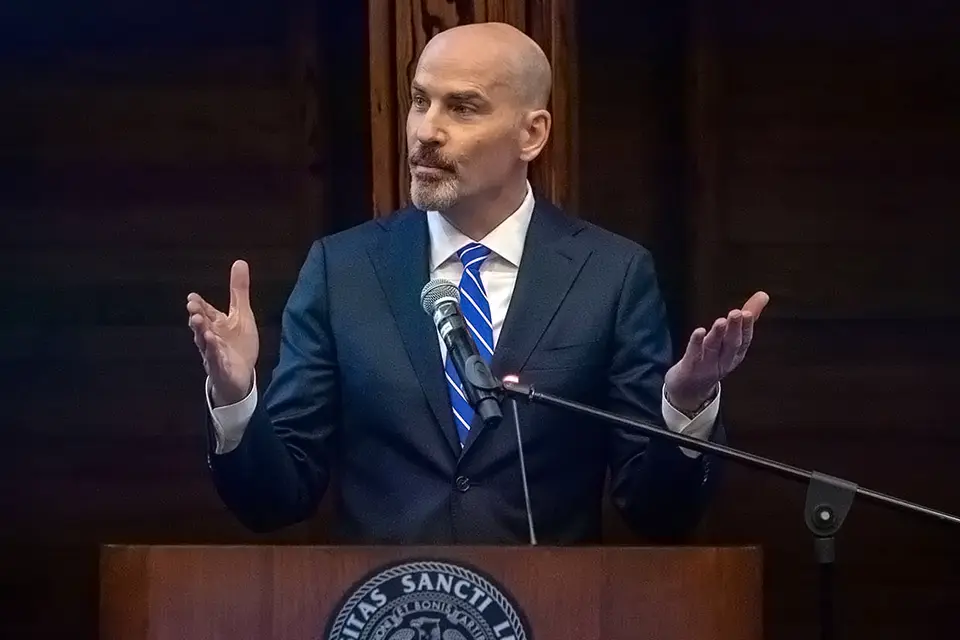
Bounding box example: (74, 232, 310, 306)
(186, 260, 260, 407)
(664, 291, 770, 413)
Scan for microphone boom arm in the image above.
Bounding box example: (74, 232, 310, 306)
(500, 379, 960, 528)
(499, 378, 960, 640)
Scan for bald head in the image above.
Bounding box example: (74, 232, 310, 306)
(420, 22, 552, 109)
(406, 21, 554, 219)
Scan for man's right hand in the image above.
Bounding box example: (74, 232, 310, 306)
(187, 260, 260, 407)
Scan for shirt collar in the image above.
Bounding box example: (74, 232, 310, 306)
(427, 181, 535, 271)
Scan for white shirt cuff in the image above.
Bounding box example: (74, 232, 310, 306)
(206, 373, 258, 455)
(661, 382, 721, 458)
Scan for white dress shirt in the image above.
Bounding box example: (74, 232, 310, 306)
(208, 181, 720, 456)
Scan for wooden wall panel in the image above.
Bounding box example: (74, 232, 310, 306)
(1, 82, 310, 249)
(0, 1, 369, 637)
(576, 0, 690, 336)
(367, 0, 577, 216)
(683, 0, 960, 638)
(576, 1, 958, 638)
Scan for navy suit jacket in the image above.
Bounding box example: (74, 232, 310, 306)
(208, 199, 724, 544)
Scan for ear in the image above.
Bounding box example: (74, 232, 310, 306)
(518, 109, 552, 163)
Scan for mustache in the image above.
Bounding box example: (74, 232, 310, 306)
(409, 147, 456, 172)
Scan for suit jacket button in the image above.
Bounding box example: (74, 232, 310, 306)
(455, 476, 471, 492)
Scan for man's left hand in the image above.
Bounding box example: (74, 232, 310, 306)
(664, 291, 770, 414)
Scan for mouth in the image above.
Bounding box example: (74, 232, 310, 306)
(410, 163, 451, 177)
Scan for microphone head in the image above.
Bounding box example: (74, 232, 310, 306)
(420, 279, 460, 315)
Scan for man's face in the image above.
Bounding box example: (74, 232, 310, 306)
(406, 41, 524, 212)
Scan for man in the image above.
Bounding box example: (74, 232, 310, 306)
(186, 22, 768, 544)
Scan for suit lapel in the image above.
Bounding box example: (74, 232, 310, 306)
(368, 209, 462, 457)
(461, 201, 593, 454)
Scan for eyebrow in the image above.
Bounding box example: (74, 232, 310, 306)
(447, 90, 485, 102)
(411, 82, 488, 103)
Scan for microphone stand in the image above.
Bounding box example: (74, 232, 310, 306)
(497, 379, 960, 640)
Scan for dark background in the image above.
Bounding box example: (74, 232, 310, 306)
(1, 1, 957, 638)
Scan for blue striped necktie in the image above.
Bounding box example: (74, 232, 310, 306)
(444, 242, 494, 447)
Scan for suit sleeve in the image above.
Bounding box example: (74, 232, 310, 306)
(207, 240, 340, 532)
(605, 248, 725, 541)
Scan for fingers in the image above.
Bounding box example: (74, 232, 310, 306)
(737, 291, 768, 357)
(724, 309, 743, 350)
(742, 291, 770, 319)
(719, 309, 744, 367)
(186, 293, 221, 324)
(702, 317, 727, 353)
(188, 311, 206, 334)
(188, 312, 208, 351)
(685, 296, 765, 379)
(228, 260, 252, 314)
(681, 327, 708, 363)
(188, 309, 229, 380)
(740, 312, 756, 356)
(203, 330, 223, 372)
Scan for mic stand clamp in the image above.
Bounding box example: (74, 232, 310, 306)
(805, 473, 857, 640)
(460, 355, 503, 427)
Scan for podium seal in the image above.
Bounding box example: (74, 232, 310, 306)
(325, 560, 530, 640)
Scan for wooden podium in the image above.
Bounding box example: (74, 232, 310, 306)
(100, 545, 762, 639)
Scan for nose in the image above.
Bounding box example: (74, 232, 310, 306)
(414, 107, 446, 146)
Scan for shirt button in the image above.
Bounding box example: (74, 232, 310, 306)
(455, 476, 471, 492)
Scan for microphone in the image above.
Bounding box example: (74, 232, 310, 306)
(420, 279, 503, 428)
(421, 280, 536, 545)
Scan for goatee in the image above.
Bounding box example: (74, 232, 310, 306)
(410, 176, 459, 211)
